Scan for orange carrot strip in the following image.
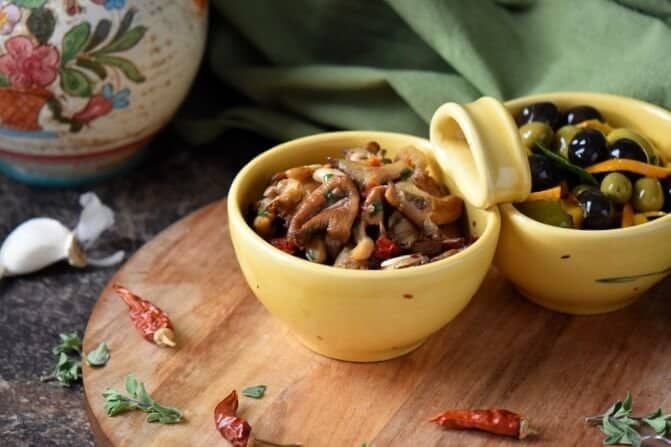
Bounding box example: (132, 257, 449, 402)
(621, 203, 634, 228)
(585, 159, 671, 178)
(524, 185, 562, 203)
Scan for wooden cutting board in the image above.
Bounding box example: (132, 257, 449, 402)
(82, 199, 671, 447)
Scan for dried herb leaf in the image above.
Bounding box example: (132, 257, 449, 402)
(242, 385, 267, 399)
(86, 342, 110, 367)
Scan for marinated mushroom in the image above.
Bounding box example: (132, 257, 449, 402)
(361, 185, 387, 233)
(385, 181, 463, 238)
(251, 141, 473, 269)
(333, 158, 411, 189)
(288, 175, 360, 256)
(388, 211, 419, 249)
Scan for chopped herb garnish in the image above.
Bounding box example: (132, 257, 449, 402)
(400, 167, 413, 180)
(258, 207, 269, 217)
(305, 249, 316, 262)
(103, 374, 183, 424)
(242, 384, 267, 399)
(324, 189, 336, 202)
(371, 201, 384, 215)
(323, 173, 334, 182)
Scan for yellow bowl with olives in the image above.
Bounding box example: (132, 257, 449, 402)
(495, 92, 671, 314)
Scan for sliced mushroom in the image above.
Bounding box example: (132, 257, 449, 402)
(431, 248, 462, 262)
(411, 171, 449, 197)
(350, 220, 375, 262)
(361, 185, 387, 233)
(263, 178, 305, 221)
(345, 147, 372, 162)
(288, 175, 360, 256)
(388, 211, 419, 249)
(333, 158, 411, 189)
(385, 181, 463, 238)
(395, 146, 428, 172)
(411, 237, 465, 256)
(334, 246, 368, 270)
(313, 167, 346, 184)
(380, 253, 429, 270)
(285, 164, 322, 182)
(305, 236, 328, 264)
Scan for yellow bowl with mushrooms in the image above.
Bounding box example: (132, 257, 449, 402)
(228, 131, 502, 362)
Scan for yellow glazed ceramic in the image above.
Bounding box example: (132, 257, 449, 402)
(496, 92, 671, 315)
(228, 131, 503, 362)
(431, 97, 531, 208)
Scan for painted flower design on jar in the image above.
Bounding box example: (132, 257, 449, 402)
(0, 0, 207, 185)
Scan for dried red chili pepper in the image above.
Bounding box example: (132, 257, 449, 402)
(373, 235, 401, 260)
(430, 408, 538, 439)
(215, 391, 252, 447)
(270, 237, 297, 254)
(112, 284, 176, 348)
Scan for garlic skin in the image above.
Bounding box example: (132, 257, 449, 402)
(0, 218, 75, 277)
(0, 192, 124, 279)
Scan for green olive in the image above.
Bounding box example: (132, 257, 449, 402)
(607, 128, 657, 164)
(519, 122, 553, 150)
(554, 125, 579, 159)
(632, 177, 664, 212)
(600, 172, 632, 204)
(516, 200, 573, 228)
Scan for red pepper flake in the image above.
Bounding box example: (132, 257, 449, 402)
(112, 285, 176, 348)
(430, 408, 538, 439)
(373, 235, 401, 260)
(368, 157, 382, 167)
(215, 391, 252, 447)
(270, 237, 297, 254)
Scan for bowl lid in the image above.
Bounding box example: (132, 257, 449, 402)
(429, 97, 531, 209)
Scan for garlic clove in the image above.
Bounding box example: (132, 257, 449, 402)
(0, 192, 124, 279)
(74, 192, 116, 248)
(0, 218, 72, 276)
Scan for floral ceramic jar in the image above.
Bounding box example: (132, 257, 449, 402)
(0, 0, 207, 185)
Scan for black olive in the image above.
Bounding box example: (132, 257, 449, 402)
(663, 178, 671, 212)
(568, 128, 607, 167)
(608, 138, 648, 163)
(560, 105, 603, 126)
(516, 102, 560, 128)
(529, 154, 561, 191)
(578, 190, 616, 229)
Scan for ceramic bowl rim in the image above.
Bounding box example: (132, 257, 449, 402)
(228, 130, 500, 280)
(502, 91, 671, 239)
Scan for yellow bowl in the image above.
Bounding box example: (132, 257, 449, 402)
(495, 92, 671, 315)
(227, 131, 500, 362)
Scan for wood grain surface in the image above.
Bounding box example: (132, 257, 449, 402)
(82, 199, 671, 447)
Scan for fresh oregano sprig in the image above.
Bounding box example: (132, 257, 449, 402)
(41, 333, 110, 387)
(586, 393, 671, 446)
(103, 374, 183, 424)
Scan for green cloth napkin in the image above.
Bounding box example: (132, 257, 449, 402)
(177, 0, 671, 143)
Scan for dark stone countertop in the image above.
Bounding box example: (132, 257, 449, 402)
(0, 129, 268, 447)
